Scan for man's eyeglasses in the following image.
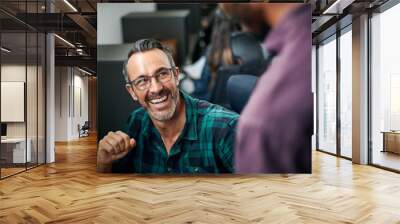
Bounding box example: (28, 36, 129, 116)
(127, 67, 176, 91)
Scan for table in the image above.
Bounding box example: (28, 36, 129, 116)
(1, 138, 31, 163)
(381, 131, 400, 154)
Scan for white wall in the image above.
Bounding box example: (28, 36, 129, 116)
(72, 73, 89, 138)
(1, 65, 41, 137)
(1, 65, 27, 140)
(1, 64, 46, 164)
(97, 3, 156, 45)
(55, 67, 89, 141)
(55, 67, 69, 141)
(1, 65, 26, 138)
(1, 82, 24, 122)
(1, 65, 26, 81)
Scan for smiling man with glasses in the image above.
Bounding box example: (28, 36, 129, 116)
(97, 39, 239, 174)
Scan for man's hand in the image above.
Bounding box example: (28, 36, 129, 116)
(97, 131, 136, 172)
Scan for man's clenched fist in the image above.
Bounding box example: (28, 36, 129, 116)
(97, 131, 135, 172)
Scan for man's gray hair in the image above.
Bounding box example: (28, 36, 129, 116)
(123, 39, 175, 83)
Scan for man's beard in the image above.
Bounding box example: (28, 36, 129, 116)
(145, 87, 180, 122)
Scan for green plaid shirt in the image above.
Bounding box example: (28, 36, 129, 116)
(112, 91, 239, 174)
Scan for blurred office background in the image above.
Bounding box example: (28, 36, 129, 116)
(97, 1, 400, 175)
(1, 0, 400, 179)
(0, 0, 98, 178)
(97, 3, 271, 142)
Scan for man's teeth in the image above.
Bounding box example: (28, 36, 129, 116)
(149, 95, 168, 104)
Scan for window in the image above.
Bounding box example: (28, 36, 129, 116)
(339, 28, 352, 158)
(317, 36, 337, 154)
(371, 2, 400, 171)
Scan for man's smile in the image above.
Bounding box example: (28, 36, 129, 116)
(146, 91, 173, 112)
(148, 95, 168, 104)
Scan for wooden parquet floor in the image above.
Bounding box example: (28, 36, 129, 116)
(1, 134, 400, 223)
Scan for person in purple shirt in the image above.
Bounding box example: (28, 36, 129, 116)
(221, 3, 313, 173)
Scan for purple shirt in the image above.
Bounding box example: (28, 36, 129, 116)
(235, 5, 312, 173)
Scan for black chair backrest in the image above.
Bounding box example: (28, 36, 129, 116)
(209, 31, 273, 108)
(82, 121, 90, 129)
(209, 65, 240, 108)
(227, 75, 258, 114)
(230, 32, 264, 64)
(209, 60, 269, 107)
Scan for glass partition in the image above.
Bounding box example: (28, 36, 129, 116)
(38, 32, 45, 165)
(0, 1, 46, 179)
(371, 3, 400, 171)
(317, 35, 337, 154)
(27, 31, 38, 169)
(339, 28, 352, 158)
(1, 30, 28, 177)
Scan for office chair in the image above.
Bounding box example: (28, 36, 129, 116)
(230, 31, 275, 76)
(230, 32, 265, 64)
(227, 75, 258, 114)
(79, 121, 90, 138)
(210, 32, 271, 107)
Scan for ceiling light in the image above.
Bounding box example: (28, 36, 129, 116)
(78, 67, 92, 76)
(63, 0, 78, 12)
(322, 0, 355, 15)
(76, 48, 86, 56)
(1, 47, 11, 53)
(54, 34, 75, 48)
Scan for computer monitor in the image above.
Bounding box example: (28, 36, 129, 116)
(121, 10, 190, 66)
(1, 123, 7, 137)
(156, 4, 201, 34)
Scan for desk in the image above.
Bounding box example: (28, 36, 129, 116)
(382, 131, 400, 154)
(1, 138, 31, 163)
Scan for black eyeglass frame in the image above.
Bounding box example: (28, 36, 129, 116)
(127, 67, 178, 91)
